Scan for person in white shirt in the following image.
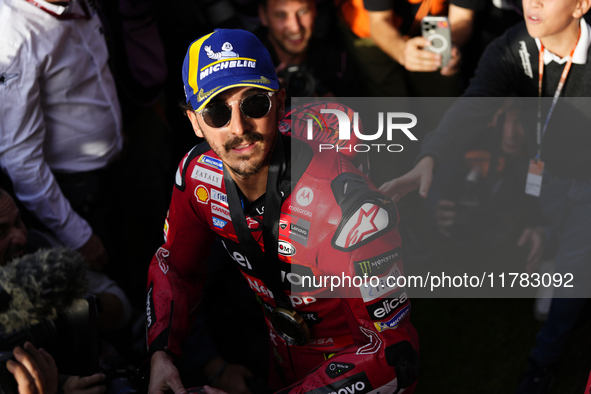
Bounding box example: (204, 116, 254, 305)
(0, 0, 123, 270)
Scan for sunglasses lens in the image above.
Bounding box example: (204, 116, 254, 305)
(242, 93, 271, 119)
(203, 103, 231, 128)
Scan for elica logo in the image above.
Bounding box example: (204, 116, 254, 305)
(307, 109, 417, 153)
(371, 292, 408, 319)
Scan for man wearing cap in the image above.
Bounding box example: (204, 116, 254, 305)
(146, 29, 419, 394)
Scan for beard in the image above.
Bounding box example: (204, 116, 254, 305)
(206, 130, 276, 178)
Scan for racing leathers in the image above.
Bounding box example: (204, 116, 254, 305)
(146, 132, 419, 393)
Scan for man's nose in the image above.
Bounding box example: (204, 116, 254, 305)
(285, 13, 303, 33)
(229, 103, 251, 136)
(528, 0, 542, 9)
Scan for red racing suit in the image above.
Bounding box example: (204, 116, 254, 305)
(146, 131, 419, 393)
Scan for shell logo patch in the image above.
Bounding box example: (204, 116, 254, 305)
(195, 185, 210, 204)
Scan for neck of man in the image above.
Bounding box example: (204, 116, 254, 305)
(230, 166, 270, 203)
(540, 19, 581, 58)
(269, 36, 306, 66)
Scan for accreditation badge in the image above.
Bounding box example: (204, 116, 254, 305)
(525, 159, 544, 197)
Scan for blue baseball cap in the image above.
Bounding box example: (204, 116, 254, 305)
(182, 29, 279, 112)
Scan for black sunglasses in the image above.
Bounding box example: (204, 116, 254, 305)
(198, 91, 274, 128)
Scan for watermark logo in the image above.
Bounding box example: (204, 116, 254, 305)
(306, 108, 417, 153)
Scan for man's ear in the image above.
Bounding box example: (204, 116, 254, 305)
(275, 89, 286, 120)
(574, 0, 591, 18)
(259, 4, 269, 27)
(187, 110, 205, 138)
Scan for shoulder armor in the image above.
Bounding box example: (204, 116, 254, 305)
(174, 141, 211, 191)
(330, 173, 398, 252)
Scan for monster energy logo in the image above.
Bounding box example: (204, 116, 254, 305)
(353, 247, 401, 277)
(357, 260, 372, 275)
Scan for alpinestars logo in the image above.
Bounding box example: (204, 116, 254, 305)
(342, 204, 387, 249)
(296, 187, 314, 206)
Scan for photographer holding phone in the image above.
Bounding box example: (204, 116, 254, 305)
(338, 0, 484, 96)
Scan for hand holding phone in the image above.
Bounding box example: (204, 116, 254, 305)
(421, 16, 452, 68)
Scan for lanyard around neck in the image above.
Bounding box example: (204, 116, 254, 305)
(223, 133, 292, 310)
(535, 29, 581, 160)
(24, 0, 90, 20)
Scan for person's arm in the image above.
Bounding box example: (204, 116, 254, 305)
(0, 42, 106, 269)
(379, 31, 519, 200)
(367, 10, 441, 72)
(439, 3, 476, 76)
(448, 3, 475, 49)
(146, 152, 217, 394)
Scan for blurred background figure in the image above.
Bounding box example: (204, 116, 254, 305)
(256, 0, 359, 102)
(0, 0, 123, 272)
(337, 0, 484, 97)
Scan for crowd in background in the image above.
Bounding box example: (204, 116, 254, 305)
(1, 0, 590, 393)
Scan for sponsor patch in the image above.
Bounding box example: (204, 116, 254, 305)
(195, 185, 210, 204)
(163, 218, 169, 243)
(222, 240, 253, 271)
(354, 247, 401, 277)
(374, 304, 410, 332)
(289, 205, 312, 217)
(307, 337, 334, 347)
(359, 263, 402, 302)
(325, 362, 355, 379)
(303, 372, 372, 394)
(191, 166, 222, 187)
(365, 291, 408, 321)
(296, 187, 314, 206)
(197, 155, 223, 171)
(146, 283, 155, 329)
(298, 311, 324, 327)
(212, 203, 232, 221)
(279, 214, 311, 246)
(245, 274, 274, 299)
(246, 216, 260, 230)
(213, 217, 228, 229)
(334, 203, 389, 250)
(278, 260, 316, 291)
(200, 42, 257, 81)
(156, 247, 170, 275)
(278, 240, 296, 256)
(211, 189, 228, 206)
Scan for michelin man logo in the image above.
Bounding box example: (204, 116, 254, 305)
(205, 42, 239, 60)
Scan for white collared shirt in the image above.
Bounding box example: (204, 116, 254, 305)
(0, 0, 123, 249)
(535, 18, 591, 65)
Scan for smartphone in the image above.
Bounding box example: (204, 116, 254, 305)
(421, 16, 452, 68)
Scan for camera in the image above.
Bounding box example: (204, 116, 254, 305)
(278, 65, 316, 98)
(102, 356, 140, 394)
(0, 297, 99, 394)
